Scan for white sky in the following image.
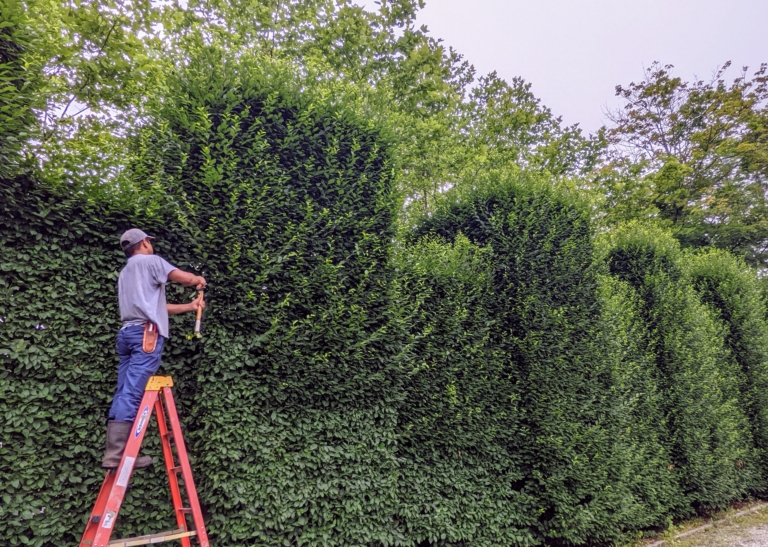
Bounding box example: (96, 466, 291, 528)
(361, 0, 768, 134)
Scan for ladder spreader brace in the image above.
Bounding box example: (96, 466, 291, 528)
(79, 376, 210, 547)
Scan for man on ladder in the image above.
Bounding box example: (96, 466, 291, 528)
(104, 228, 206, 469)
(79, 228, 211, 547)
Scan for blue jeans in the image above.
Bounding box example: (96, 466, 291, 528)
(108, 325, 165, 422)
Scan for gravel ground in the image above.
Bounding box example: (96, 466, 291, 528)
(672, 523, 768, 546)
(736, 524, 768, 547)
(661, 505, 768, 547)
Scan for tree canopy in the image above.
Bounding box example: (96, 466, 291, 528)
(7, 0, 768, 265)
(601, 62, 768, 267)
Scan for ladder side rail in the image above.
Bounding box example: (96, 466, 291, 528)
(162, 387, 210, 547)
(79, 469, 118, 546)
(155, 394, 193, 547)
(89, 390, 160, 547)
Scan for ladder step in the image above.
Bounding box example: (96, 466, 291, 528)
(107, 528, 196, 547)
(170, 466, 182, 473)
(179, 507, 192, 513)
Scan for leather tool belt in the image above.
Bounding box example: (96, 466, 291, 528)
(142, 322, 159, 353)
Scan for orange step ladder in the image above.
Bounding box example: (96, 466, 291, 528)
(79, 376, 210, 547)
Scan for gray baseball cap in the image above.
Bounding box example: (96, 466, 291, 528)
(120, 228, 154, 250)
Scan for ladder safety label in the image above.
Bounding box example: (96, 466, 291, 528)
(134, 406, 150, 438)
(101, 510, 116, 529)
(116, 457, 135, 487)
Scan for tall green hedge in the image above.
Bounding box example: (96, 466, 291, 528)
(603, 224, 761, 510)
(5, 47, 768, 547)
(685, 250, 768, 494)
(594, 275, 682, 530)
(1, 53, 400, 546)
(393, 235, 537, 546)
(405, 182, 768, 542)
(0, 176, 185, 546)
(411, 174, 631, 545)
(146, 53, 402, 546)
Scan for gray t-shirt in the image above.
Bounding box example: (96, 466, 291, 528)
(118, 254, 178, 339)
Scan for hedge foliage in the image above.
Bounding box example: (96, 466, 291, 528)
(411, 176, 624, 545)
(0, 176, 188, 546)
(5, 51, 768, 547)
(2, 53, 400, 547)
(405, 187, 768, 543)
(393, 235, 533, 545)
(684, 250, 768, 494)
(145, 53, 402, 546)
(594, 275, 681, 528)
(602, 224, 763, 510)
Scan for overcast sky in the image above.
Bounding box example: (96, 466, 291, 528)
(362, 0, 768, 134)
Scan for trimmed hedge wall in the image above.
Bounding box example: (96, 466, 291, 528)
(603, 224, 763, 510)
(685, 250, 768, 494)
(0, 176, 185, 545)
(1, 55, 400, 546)
(407, 186, 768, 543)
(393, 235, 534, 545)
(147, 55, 402, 546)
(411, 176, 635, 545)
(595, 274, 681, 528)
(5, 53, 768, 547)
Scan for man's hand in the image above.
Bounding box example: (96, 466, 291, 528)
(190, 291, 206, 312)
(192, 276, 206, 290)
(167, 292, 206, 316)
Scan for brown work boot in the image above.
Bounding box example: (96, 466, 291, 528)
(101, 421, 153, 469)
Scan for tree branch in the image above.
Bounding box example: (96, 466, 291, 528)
(57, 12, 120, 123)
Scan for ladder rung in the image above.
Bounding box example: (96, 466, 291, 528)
(107, 528, 196, 547)
(170, 466, 182, 473)
(179, 507, 192, 513)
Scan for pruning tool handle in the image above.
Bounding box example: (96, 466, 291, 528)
(194, 290, 204, 338)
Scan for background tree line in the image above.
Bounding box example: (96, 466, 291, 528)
(7, 0, 765, 267)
